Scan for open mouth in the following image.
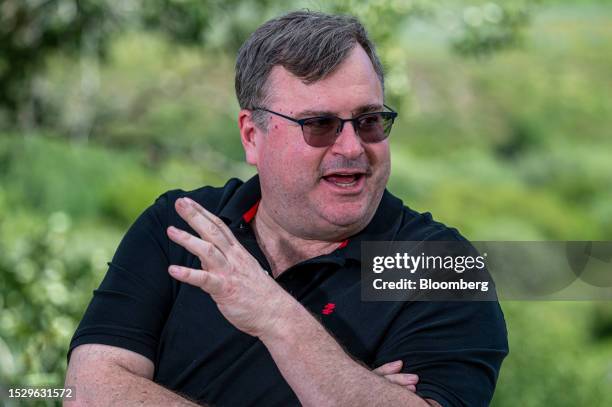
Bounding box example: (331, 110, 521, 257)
(321, 173, 365, 188)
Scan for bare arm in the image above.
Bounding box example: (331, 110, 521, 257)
(64, 344, 200, 407)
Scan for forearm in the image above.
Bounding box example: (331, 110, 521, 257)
(260, 300, 430, 407)
(64, 363, 200, 407)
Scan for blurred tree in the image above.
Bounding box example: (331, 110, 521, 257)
(0, 207, 110, 393)
(0, 0, 537, 129)
(451, 1, 533, 56)
(0, 0, 124, 127)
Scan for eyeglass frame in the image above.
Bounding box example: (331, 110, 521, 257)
(251, 104, 398, 146)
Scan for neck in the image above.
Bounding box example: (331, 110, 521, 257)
(252, 201, 340, 278)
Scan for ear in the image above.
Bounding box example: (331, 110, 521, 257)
(238, 109, 261, 166)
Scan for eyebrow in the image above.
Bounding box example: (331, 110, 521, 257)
(295, 103, 384, 119)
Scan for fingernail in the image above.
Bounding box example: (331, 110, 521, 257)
(177, 198, 188, 209)
(169, 265, 183, 276)
(168, 226, 180, 236)
(392, 360, 403, 367)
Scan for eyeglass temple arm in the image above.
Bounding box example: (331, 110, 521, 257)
(252, 108, 303, 125)
(383, 103, 396, 113)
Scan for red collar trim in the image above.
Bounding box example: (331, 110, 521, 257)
(242, 200, 260, 223)
(241, 200, 350, 249)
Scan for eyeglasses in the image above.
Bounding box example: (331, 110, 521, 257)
(252, 104, 398, 148)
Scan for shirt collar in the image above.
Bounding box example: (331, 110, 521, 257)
(218, 174, 404, 263)
(218, 175, 262, 226)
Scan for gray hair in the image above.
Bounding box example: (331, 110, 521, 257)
(235, 10, 385, 128)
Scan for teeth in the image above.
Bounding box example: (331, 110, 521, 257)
(332, 180, 357, 187)
(322, 173, 362, 188)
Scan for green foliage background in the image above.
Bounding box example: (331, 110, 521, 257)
(1, 0, 611, 405)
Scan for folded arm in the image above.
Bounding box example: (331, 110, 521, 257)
(64, 344, 199, 407)
(260, 298, 440, 407)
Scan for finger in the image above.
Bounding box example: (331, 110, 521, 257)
(406, 384, 416, 392)
(383, 373, 419, 386)
(174, 198, 229, 252)
(176, 197, 235, 251)
(168, 265, 224, 295)
(167, 226, 226, 269)
(189, 198, 237, 249)
(373, 360, 403, 375)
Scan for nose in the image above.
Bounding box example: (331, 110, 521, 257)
(330, 120, 364, 159)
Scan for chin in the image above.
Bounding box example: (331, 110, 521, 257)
(320, 204, 369, 228)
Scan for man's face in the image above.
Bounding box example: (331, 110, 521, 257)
(243, 45, 391, 240)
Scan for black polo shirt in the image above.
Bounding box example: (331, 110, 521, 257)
(68, 175, 508, 407)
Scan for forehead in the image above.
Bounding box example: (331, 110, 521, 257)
(265, 45, 383, 114)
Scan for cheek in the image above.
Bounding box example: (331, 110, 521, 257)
(366, 142, 391, 170)
(259, 132, 321, 187)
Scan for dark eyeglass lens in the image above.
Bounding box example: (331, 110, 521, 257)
(357, 113, 392, 143)
(303, 117, 340, 147)
(302, 112, 395, 147)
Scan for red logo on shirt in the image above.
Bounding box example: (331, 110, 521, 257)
(322, 303, 336, 315)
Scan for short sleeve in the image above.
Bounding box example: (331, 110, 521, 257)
(67, 193, 176, 364)
(373, 300, 509, 407)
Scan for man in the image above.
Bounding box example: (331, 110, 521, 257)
(65, 11, 508, 406)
